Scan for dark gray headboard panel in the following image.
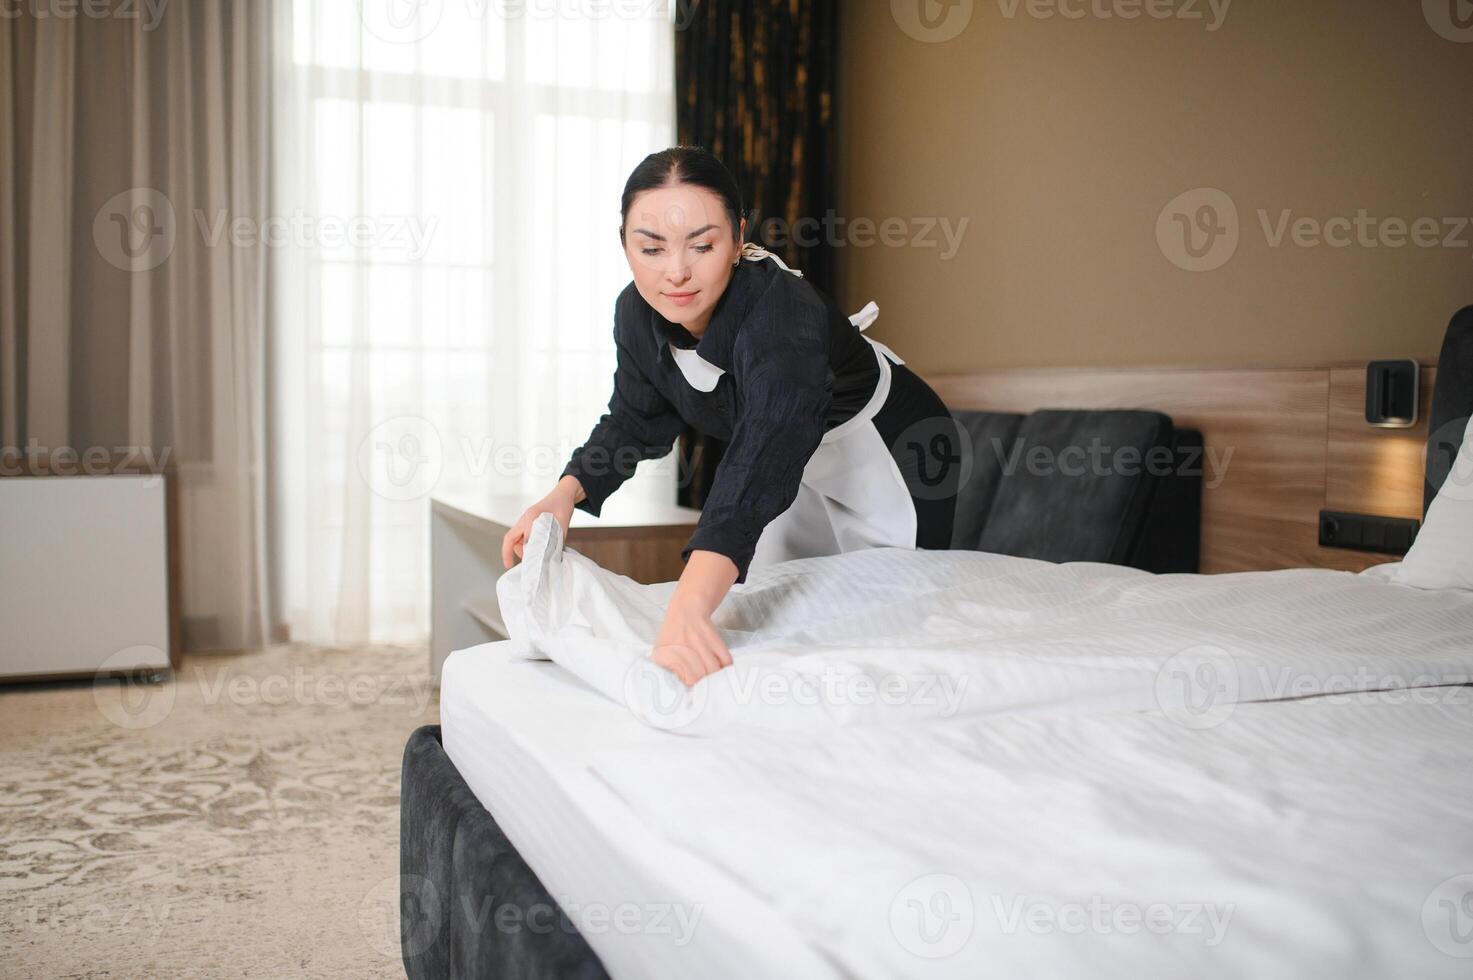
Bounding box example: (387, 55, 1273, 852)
(1425, 305, 1473, 515)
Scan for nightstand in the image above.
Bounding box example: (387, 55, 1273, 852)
(429, 492, 701, 681)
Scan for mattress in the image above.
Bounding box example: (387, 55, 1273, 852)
(438, 641, 841, 980)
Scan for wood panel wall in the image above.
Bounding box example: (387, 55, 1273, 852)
(926, 364, 1437, 574)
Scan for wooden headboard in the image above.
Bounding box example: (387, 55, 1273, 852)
(926, 363, 1437, 574)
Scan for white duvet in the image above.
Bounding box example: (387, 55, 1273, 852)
(499, 513, 1473, 735)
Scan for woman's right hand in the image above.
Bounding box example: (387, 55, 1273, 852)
(501, 479, 580, 568)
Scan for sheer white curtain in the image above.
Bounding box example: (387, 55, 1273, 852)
(271, 0, 676, 646)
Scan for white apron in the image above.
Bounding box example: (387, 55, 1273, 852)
(668, 243, 917, 576)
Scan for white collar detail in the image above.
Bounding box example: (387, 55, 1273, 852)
(668, 342, 725, 392)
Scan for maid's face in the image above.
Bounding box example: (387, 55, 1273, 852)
(623, 183, 745, 338)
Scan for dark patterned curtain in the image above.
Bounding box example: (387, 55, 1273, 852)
(672, 0, 840, 509)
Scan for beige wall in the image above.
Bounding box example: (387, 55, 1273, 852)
(836, 0, 1473, 374)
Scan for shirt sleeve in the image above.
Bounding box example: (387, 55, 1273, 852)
(681, 284, 833, 583)
(560, 312, 686, 517)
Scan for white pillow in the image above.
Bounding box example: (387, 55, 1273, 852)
(1396, 414, 1473, 591)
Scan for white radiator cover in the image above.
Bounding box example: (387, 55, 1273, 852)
(1, 474, 171, 678)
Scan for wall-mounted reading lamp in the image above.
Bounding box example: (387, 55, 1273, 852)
(1365, 359, 1419, 428)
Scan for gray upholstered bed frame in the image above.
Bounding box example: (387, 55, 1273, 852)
(400, 725, 610, 979)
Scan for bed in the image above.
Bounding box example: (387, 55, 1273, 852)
(403, 306, 1473, 979)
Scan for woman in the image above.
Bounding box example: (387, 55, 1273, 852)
(501, 146, 960, 687)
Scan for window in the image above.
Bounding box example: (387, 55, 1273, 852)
(273, 0, 675, 645)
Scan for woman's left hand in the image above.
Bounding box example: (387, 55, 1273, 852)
(651, 593, 732, 687)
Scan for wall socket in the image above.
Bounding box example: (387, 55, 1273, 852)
(1318, 510, 1420, 556)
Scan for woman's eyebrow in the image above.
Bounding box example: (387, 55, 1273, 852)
(632, 224, 718, 242)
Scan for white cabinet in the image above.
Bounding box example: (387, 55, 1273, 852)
(0, 474, 173, 681)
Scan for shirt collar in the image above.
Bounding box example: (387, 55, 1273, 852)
(648, 257, 770, 371)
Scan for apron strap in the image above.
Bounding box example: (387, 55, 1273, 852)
(864, 334, 905, 367)
(740, 242, 805, 278)
(741, 249, 904, 367)
(848, 300, 879, 331)
(848, 301, 904, 365)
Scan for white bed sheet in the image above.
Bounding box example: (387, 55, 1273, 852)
(439, 641, 842, 980)
(589, 687, 1473, 979)
(443, 637, 1473, 979)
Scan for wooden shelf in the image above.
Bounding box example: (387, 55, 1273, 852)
(460, 597, 509, 640)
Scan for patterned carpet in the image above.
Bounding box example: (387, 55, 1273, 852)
(0, 645, 439, 979)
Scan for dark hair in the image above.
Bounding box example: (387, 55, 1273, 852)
(619, 145, 744, 245)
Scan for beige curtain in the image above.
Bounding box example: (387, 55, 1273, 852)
(1, 4, 272, 652)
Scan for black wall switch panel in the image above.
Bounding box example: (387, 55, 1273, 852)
(1318, 510, 1421, 556)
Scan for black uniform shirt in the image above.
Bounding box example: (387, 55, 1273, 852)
(560, 254, 882, 584)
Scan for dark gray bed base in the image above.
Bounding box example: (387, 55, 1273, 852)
(400, 725, 610, 980)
